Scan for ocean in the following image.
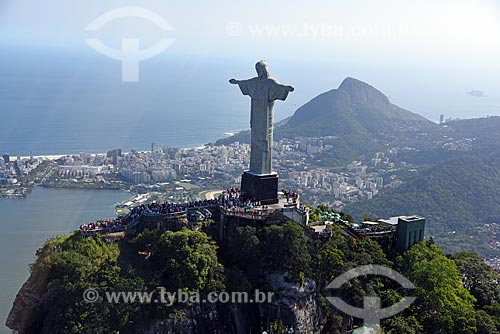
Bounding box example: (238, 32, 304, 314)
(1, 45, 499, 157)
(0, 47, 255, 156)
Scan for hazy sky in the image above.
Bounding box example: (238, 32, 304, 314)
(1, 0, 499, 66)
(1, 0, 500, 121)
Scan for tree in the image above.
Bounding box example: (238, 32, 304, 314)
(259, 222, 311, 278)
(450, 252, 500, 307)
(396, 242, 477, 334)
(315, 245, 345, 283)
(475, 310, 500, 334)
(152, 229, 222, 292)
(383, 315, 423, 334)
(31, 233, 148, 333)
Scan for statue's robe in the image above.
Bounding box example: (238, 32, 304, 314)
(236, 77, 290, 175)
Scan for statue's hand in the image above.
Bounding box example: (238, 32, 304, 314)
(229, 79, 238, 84)
(286, 85, 295, 92)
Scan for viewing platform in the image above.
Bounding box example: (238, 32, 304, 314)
(219, 190, 308, 223)
(79, 188, 309, 240)
(79, 188, 310, 239)
(79, 199, 221, 237)
(217, 191, 309, 239)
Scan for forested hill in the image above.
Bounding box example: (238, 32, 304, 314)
(9, 222, 500, 333)
(218, 78, 500, 167)
(217, 77, 437, 162)
(282, 77, 429, 137)
(345, 156, 500, 256)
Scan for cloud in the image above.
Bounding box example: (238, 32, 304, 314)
(466, 90, 486, 98)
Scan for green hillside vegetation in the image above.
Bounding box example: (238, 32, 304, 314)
(13, 230, 223, 334)
(217, 79, 500, 168)
(385, 242, 500, 334)
(396, 116, 500, 165)
(10, 217, 500, 333)
(447, 117, 500, 151)
(345, 156, 500, 257)
(218, 77, 438, 164)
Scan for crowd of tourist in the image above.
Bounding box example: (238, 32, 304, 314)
(220, 187, 256, 209)
(282, 189, 299, 204)
(80, 188, 303, 233)
(80, 197, 224, 233)
(79, 217, 129, 232)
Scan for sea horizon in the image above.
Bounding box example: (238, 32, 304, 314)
(2, 45, 499, 158)
(6, 136, 237, 161)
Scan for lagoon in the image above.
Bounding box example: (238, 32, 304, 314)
(0, 187, 130, 333)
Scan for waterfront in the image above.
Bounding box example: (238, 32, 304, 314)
(2, 47, 499, 158)
(0, 187, 130, 334)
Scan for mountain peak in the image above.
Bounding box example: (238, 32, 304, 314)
(338, 77, 390, 106)
(284, 77, 430, 139)
(339, 77, 367, 88)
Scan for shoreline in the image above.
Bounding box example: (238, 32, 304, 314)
(11, 154, 66, 161)
(8, 146, 211, 162)
(4, 127, 250, 161)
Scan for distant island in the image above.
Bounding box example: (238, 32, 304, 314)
(467, 90, 487, 98)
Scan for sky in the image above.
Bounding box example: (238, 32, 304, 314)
(0, 0, 500, 121)
(1, 0, 499, 64)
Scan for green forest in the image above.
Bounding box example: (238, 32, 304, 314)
(13, 214, 500, 333)
(346, 156, 500, 258)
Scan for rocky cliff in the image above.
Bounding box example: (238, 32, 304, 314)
(6, 231, 326, 334)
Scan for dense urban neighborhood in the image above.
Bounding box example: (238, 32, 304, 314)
(1, 138, 407, 208)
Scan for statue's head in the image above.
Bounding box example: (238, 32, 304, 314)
(255, 60, 270, 78)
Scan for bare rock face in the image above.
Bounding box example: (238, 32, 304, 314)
(265, 273, 326, 333)
(7, 270, 325, 334)
(7, 245, 325, 334)
(142, 303, 235, 334)
(6, 269, 45, 333)
(338, 77, 391, 113)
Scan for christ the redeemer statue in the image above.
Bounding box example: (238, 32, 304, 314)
(230, 60, 294, 204)
(229, 60, 294, 175)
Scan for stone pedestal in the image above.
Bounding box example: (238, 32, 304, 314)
(241, 172, 279, 204)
